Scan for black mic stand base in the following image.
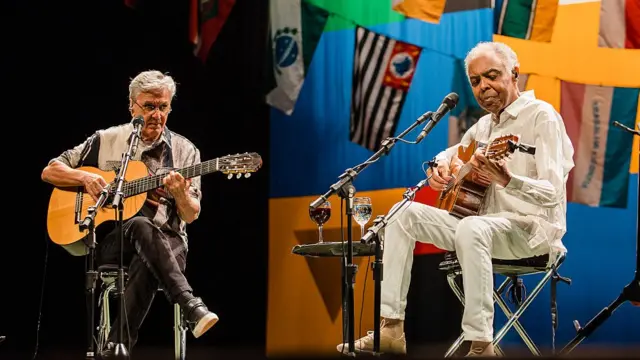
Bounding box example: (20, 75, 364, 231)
(111, 206, 130, 360)
(559, 277, 639, 355)
(337, 183, 357, 357)
(84, 233, 98, 359)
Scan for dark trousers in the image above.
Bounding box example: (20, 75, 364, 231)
(97, 216, 192, 349)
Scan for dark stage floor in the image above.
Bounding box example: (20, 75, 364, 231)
(1, 344, 638, 360)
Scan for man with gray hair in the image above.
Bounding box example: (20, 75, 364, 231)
(337, 42, 574, 356)
(42, 70, 219, 357)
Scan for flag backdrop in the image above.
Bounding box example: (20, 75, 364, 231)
(266, 0, 329, 115)
(350, 26, 422, 151)
(560, 81, 640, 208)
(598, 0, 640, 49)
(190, 0, 236, 62)
(268, 0, 640, 355)
(494, 0, 560, 42)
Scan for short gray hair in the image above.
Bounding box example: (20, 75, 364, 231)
(128, 70, 177, 101)
(464, 42, 519, 77)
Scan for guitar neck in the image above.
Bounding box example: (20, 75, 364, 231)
(123, 158, 220, 197)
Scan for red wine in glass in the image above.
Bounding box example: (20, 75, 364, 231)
(309, 208, 331, 226)
(309, 202, 331, 243)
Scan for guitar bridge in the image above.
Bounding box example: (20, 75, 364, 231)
(74, 190, 83, 224)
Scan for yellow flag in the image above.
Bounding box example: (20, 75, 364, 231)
(392, 0, 447, 24)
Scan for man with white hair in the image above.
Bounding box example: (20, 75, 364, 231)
(336, 42, 574, 356)
(42, 70, 219, 357)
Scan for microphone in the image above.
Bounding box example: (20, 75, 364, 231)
(130, 115, 144, 156)
(415, 92, 459, 143)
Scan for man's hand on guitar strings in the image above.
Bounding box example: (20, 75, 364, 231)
(81, 172, 108, 202)
(470, 148, 512, 187)
(162, 171, 192, 200)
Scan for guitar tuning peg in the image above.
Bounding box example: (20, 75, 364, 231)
(227, 174, 233, 180)
(244, 173, 251, 178)
(236, 173, 242, 179)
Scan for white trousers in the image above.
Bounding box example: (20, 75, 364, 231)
(379, 201, 549, 342)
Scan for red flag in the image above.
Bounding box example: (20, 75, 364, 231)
(190, 0, 236, 62)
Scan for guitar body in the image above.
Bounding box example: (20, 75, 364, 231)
(436, 140, 491, 219)
(46, 160, 149, 256)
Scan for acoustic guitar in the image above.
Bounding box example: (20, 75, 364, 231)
(436, 134, 535, 219)
(46, 152, 262, 256)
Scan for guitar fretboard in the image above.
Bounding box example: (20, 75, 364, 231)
(123, 159, 219, 197)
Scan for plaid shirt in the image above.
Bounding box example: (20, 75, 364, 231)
(50, 123, 202, 245)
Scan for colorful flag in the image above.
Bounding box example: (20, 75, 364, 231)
(494, 0, 559, 42)
(598, 0, 640, 49)
(190, 0, 236, 63)
(392, 0, 447, 24)
(265, 0, 329, 115)
(560, 80, 640, 208)
(350, 27, 422, 151)
(392, 0, 491, 24)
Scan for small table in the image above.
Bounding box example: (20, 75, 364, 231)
(292, 241, 376, 258)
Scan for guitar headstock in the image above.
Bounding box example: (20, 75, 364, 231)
(484, 134, 520, 161)
(218, 152, 263, 179)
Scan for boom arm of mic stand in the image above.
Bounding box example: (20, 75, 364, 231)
(309, 112, 433, 211)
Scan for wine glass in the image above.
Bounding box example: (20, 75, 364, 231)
(353, 197, 372, 239)
(309, 200, 331, 243)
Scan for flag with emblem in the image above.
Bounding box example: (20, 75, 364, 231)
(494, 0, 559, 42)
(265, 0, 329, 115)
(190, 0, 236, 63)
(598, 0, 640, 49)
(560, 80, 640, 208)
(350, 27, 422, 151)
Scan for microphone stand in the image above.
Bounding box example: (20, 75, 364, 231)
(108, 124, 141, 360)
(560, 121, 640, 355)
(361, 161, 436, 355)
(79, 184, 111, 359)
(310, 111, 434, 357)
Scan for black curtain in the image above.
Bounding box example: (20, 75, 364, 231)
(2, 0, 270, 356)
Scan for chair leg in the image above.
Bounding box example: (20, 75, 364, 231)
(492, 269, 556, 348)
(443, 274, 508, 357)
(97, 283, 115, 352)
(493, 287, 541, 355)
(174, 303, 187, 360)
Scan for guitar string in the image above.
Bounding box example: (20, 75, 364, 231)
(76, 162, 257, 204)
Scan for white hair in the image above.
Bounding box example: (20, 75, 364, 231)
(464, 41, 519, 77)
(128, 70, 177, 101)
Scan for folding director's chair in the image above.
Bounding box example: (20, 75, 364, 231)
(438, 250, 571, 357)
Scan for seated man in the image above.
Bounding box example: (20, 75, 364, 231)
(337, 42, 575, 356)
(41, 70, 218, 357)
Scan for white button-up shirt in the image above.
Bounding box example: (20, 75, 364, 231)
(435, 90, 575, 256)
